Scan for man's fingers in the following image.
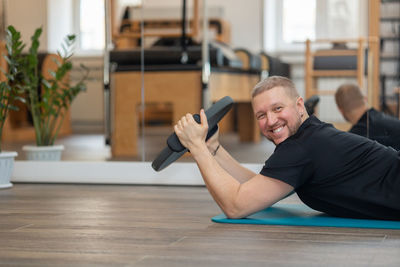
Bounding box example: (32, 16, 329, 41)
(186, 113, 195, 123)
(200, 109, 208, 128)
(181, 115, 187, 124)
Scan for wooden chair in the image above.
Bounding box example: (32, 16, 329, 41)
(305, 38, 379, 114)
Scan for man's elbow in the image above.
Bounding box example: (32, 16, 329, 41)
(224, 210, 244, 219)
(223, 204, 247, 219)
(222, 187, 250, 219)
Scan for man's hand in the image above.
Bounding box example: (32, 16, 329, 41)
(206, 126, 220, 155)
(174, 109, 209, 153)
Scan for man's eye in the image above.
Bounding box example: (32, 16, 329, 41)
(275, 107, 282, 112)
(256, 114, 265, 120)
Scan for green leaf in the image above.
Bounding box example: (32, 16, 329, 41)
(49, 70, 57, 78)
(14, 96, 26, 103)
(8, 104, 19, 111)
(41, 79, 51, 89)
(67, 35, 76, 41)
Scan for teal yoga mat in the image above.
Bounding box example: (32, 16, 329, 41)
(212, 203, 400, 229)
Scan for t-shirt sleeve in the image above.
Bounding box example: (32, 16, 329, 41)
(260, 141, 313, 189)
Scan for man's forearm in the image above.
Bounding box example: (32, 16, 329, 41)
(212, 145, 256, 183)
(191, 143, 244, 217)
(190, 142, 294, 219)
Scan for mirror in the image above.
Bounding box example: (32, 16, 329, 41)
(110, 0, 277, 163)
(2, 0, 398, 164)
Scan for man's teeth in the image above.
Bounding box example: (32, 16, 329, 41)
(273, 126, 283, 133)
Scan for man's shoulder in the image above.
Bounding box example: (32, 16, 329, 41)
(294, 115, 334, 138)
(374, 109, 400, 124)
(366, 109, 400, 134)
(266, 139, 311, 168)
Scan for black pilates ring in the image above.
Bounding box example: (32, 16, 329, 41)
(151, 96, 234, 171)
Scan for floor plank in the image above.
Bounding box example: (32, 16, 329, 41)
(0, 184, 399, 266)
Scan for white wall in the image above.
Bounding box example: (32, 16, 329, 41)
(6, 0, 75, 52)
(210, 0, 262, 52)
(47, 0, 74, 53)
(6, 0, 48, 51)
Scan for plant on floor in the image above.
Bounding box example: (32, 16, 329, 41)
(0, 26, 25, 152)
(18, 26, 89, 146)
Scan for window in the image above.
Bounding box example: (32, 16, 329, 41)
(282, 0, 316, 43)
(76, 0, 143, 52)
(264, 0, 365, 52)
(77, 0, 105, 51)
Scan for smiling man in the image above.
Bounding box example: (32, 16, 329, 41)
(252, 77, 307, 145)
(174, 76, 400, 221)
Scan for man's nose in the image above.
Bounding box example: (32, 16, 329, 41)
(266, 113, 278, 126)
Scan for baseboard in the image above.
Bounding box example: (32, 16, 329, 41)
(12, 161, 263, 186)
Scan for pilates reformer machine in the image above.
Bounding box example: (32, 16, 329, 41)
(104, 0, 290, 158)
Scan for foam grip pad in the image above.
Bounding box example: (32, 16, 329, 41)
(152, 96, 233, 172)
(167, 114, 218, 152)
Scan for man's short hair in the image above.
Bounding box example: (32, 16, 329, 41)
(335, 84, 365, 113)
(252, 76, 299, 100)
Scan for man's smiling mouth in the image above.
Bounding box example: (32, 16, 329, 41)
(272, 126, 284, 133)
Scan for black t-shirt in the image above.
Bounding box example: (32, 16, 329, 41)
(260, 116, 400, 220)
(350, 108, 400, 151)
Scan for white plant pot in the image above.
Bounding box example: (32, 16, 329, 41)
(0, 151, 18, 189)
(22, 145, 64, 161)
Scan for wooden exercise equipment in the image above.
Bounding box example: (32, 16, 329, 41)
(112, 70, 201, 157)
(115, 18, 231, 49)
(112, 0, 230, 49)
(209, 69, 261, 143)
(111, 67, 259, 157)
(305, 38, 379, 109)
(0, 42, 71, 142)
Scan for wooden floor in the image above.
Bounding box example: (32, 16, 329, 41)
(3, 127, 275, 163)
(1, 184, 400, 266)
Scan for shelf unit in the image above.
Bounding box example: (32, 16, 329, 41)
(376, 0, 400, 116)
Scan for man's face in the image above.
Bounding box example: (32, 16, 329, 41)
(252, 86, 305, 145)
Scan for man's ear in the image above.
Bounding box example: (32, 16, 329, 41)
(296, 97, 306, 114)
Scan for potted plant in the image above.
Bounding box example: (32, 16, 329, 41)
(0, 26, 26, 188)
(12, 26, 88, 160)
